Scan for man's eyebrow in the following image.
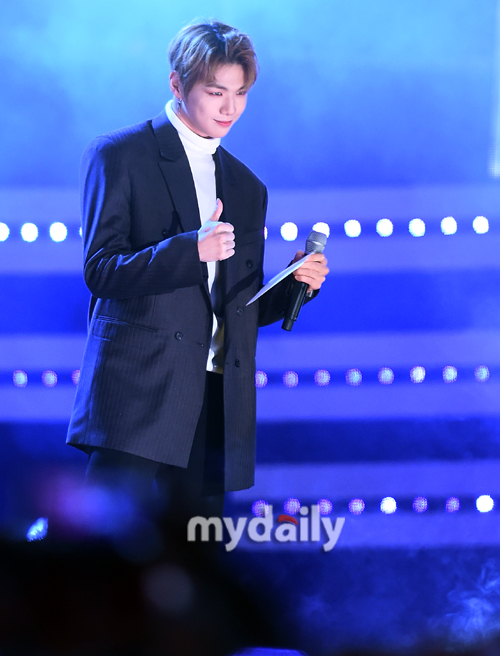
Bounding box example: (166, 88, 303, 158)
(205, 81, 248, 91)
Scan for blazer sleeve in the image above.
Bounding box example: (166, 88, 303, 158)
(81, 136, 206, 300)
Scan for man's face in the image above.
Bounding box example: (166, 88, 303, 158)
(173, 64, 248, 139)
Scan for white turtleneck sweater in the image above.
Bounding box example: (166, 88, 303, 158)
(165, 100, 224, 373)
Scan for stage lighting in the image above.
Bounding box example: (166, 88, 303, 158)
(13, 370, 28, 387)
(49, 222, 68, 242)
(283, 371, 299, 388)
(378, 367, 394, 384)
(26, 517, 48, 541)
(409, 218, 425, 237)
(441, 216, 457, 235)
(410, 366, 426, 383)
(0, 222, 9, 241)
(348, 499, 365, 515)
(346, 368, 362, 386)
(314, 369, 331, 386)
(252, 500, 270, 517)
(380, 497, 397, 514)
(264, 226, 268, 240)
(79, 226, 82, 237)
(284, 498, 301, 515)
(71, 369, 81, 385)
(21, 222, 38, 242)
(476, 495, 494, 513)
(473, 216, 489, 234)
(445, 497, 460, 513)
(443, 366, 458, 383)
(280, 222, 298, 241)
(42, 370, 58, 387)
(344, 219, 361, 238)
(312, 222, 330, 238)
(376, 218, 393, 237)
(255, 370, 268, 388)
(413, 496, 428, 513)
(474, 365, 490, 382)
(318, 498, 333, 515)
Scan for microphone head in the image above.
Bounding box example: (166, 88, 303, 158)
(305, 229, 327, 254)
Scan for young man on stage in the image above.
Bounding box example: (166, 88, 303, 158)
(67, 20, 328, 523)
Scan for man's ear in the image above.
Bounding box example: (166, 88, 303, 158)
(169, 71, 182, 100)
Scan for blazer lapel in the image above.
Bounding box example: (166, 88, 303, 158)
(151, 112, 201, 234)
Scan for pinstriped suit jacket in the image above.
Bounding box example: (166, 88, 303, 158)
(66, 111, 290, 491)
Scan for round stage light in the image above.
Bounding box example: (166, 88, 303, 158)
(473, 216, 489, 234)
(410, 366, 426, 383)
(21, 223, 38, 242)
(312, 222, 330, 238)
(71, 369, 81, 385)
(346, 368, 362, 386)
(0, 222, 9, 241)
(252, 500, 270, 517)
(264, 226, 268, 240)
(255, 371, 268, 388)
(476, 495, 494, 513)
(49, 222, 68, 242)
(409, 218, 425, 237)
(13, 370, 28, 388)
(42, 370, 58, 387)
(443, 366, 458, 383)
(284, 498, 301, 515)
(314, 369, 331, 386)
(348, 499, 365, 515)
(317, 498, 333, 515)
(413, 496, 428, 513)
(445, 497, 460, 513)
(380, 497, 397, 514)
(283, 371, 299, 388)
(378, 367, 394, 385)
(474, 365, 490, 383)
(344, 219, 361, 238)
(441, 216, 457, 235)
(376, 218, 393, 237)
(280, 222, 298, 241)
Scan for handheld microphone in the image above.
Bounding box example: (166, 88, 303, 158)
(281, 229, 327, 331)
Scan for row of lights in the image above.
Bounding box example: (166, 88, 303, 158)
(252, 495, 495, 517)
(255, 365, 490, 388)
(278, 216, 490, 241)
(12, 370, 80, 388)
(0, 222, 81, 242)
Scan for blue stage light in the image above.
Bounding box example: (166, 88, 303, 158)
(380, 497, 397, 514)
(252, 500, 270, 517)
(21, 222, 38, 242)
(280, 222, 298, 241)
(348, 499, 365, 515)
(79, 226, 82, 237)
(0, 222, 9, 241)
(378, 367, 394, 384)
(474, 365, 490, 382)
(255, 370, 268, 388)
(376, 218, 393, 237)
(410, 366, 426, 383)
(314, 369, 331, 386)
(264, 226, 268, 240)
(49, 222, 68, 242)
(42, 370, 58, 387)
(71, 369, 81, 385)
(409, 218, 425, 237)
(413, 496, 428, 513)
(284, 498, 301, 515)
(283, 371, 299, 388)
(445, 497, 460, 513)
(312, 222, 330, 238)
(473, 216, 489, 234)
(317, 498, 333, 515)
(13, 370, 28, 387)
(346, 368, 362, 386)
(441, 216, 457, 235)
(344, 219, 361, 238)
(443, 366, 458, 383)
(476, 495, 494, 513)
(26, 517, 48, 541)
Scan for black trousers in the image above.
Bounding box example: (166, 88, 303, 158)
(85, 372, 225, 524)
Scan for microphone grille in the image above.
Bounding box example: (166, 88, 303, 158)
(306, 230, 327, 254)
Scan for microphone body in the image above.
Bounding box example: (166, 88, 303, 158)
(282, 230, 327, 331)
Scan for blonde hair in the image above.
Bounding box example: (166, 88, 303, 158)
(168, 20, 258, 98)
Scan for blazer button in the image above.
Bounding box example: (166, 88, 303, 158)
(246, 259, 253, 268)
(175, 332, 183, 340)
(236, 307, 243, 316)
(162, 229, 169, 238)
(235, 359, 240, 367)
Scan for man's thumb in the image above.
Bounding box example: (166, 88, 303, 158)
(210, 198, 223, 221)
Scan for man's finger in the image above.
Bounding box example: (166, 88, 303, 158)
(210, 198, 223, 222)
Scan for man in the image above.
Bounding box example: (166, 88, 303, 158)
(67, 21, 328, 521)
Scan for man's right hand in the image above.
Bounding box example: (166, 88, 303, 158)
(197, 199, 235, 262)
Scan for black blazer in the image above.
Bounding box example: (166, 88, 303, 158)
(67, 112, 290, 491)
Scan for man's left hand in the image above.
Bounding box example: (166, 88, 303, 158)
(292, 251, 329, 293)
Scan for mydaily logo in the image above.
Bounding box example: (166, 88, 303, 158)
(187, 505, 345, 552)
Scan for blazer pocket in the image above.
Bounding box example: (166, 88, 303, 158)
(92, 316, 158, 341)
(239, 228, 265, 246)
